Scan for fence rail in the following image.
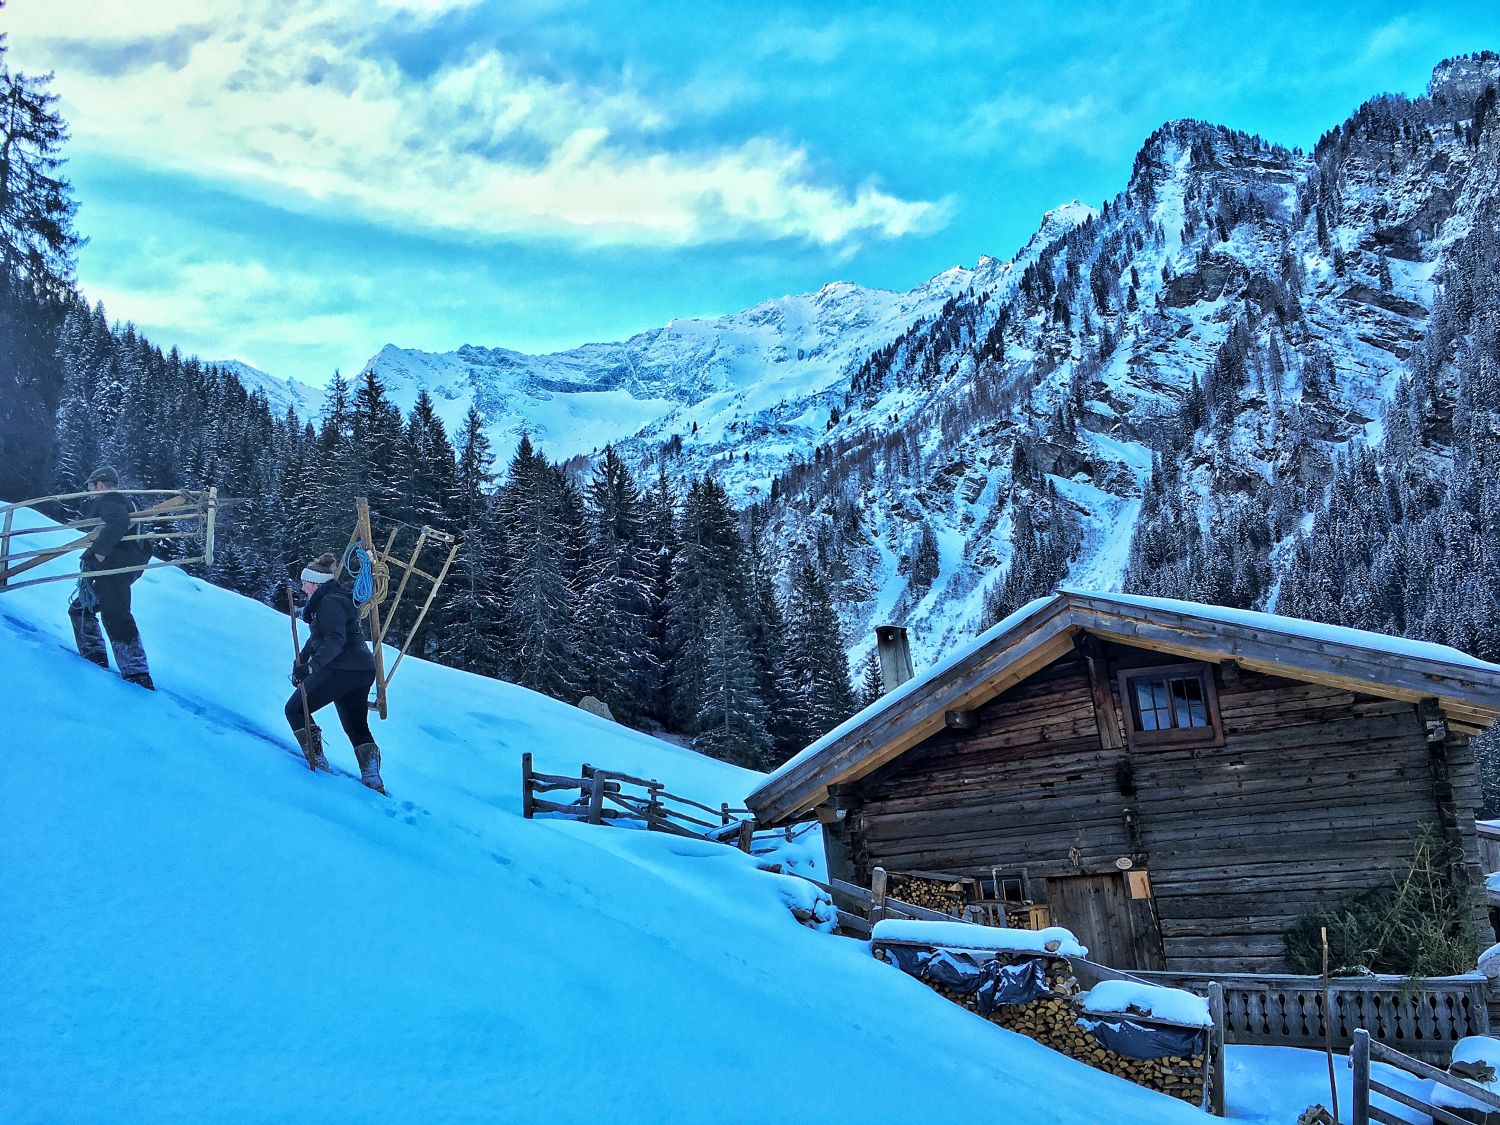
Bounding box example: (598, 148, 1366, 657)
(1136, 970, 1489, 1058)
(1352, 1027, 1500, 1125)
(521, 754, 760, 850)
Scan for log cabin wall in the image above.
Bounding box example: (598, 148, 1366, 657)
(846, 638, 1485, 974)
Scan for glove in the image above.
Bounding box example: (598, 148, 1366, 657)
(291, 661, 311, 686)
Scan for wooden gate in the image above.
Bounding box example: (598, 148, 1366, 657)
(1046, 873, 1164, 971)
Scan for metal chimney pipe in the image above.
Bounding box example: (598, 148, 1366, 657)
(875, 625, 915, 690)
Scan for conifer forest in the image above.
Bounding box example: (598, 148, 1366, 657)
(3, 37, 1498, 786)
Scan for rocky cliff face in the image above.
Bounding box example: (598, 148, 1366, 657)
(368, 54, 1500, 667)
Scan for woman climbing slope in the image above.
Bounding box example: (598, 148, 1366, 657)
(287, 552, 386, 794)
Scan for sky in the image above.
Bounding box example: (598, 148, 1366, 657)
(4, 0, 1500, 386)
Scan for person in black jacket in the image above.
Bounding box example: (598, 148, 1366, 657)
(70, 465, 155, 690)
(286, 552, 386, 793)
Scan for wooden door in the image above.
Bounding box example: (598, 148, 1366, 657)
(1045, 873, 1162, 971)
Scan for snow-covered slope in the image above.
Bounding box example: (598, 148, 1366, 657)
(0, 507, 1207, 1123)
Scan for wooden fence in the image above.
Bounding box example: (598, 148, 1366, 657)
(1136, 970, 1489, 1059)
(521, 754, 758, 850)
(1352, 1027, 1500, 1125)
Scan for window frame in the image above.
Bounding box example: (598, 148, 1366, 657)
(1116, 661, 1225, 749)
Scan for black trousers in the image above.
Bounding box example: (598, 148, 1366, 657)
(89, 573, 141, 644)
(285, 667, 376, 748)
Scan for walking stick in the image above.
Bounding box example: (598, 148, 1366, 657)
(287, 584, 316, 771)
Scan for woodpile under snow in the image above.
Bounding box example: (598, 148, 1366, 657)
(871, 921, 1213, 1109)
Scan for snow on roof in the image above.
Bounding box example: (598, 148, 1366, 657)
(871, 919, 1087, 959)
(1074, 590, 1500, 675)
(1080, 980, 1211, 1029)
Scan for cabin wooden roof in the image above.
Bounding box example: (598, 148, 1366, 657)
(745, 590, 1500, 826)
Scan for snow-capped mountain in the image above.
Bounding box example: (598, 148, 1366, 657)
(366, 252, 1021, 460)
(361, 53, 1500, 668)
(210, 358, 322, 418)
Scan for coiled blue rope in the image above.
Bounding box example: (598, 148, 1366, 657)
(341, 541, 375, 606)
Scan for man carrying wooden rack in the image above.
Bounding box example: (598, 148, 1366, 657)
(69, 465, 155, 690)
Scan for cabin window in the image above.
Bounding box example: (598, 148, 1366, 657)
(1117, 663, 1224, 749)
(984, 868, 1030, 902)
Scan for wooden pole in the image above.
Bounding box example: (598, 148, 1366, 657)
(1, 556, 210, 595)
(1322, 927, 1340, 1125)
(376, 528, 427, 646)
(0, 508, 12, 588)
(871, 867, 889, 924)
(287, 586, 316, 771)
(1350, 1028, 1371, 1125)
(1208, 980, 1226, 1116)
(204, 486, 217, 568)
(521, 752, 534, 819)
(382, 540, 459, 688)
(588, 769, 606, 825)
(353, 498, 389, 720)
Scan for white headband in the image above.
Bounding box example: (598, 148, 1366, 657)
(301, 568, 335, 585)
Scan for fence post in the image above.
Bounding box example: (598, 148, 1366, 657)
(871, 867, 888, 924)
(737, 819, 754, 853)
(646, 782, 663, 831)
(1208, 981, 1226, 1116)
(588, 769, 606, 825)
(721, 801, 731, 826)
(1350, 1028, 1370, 1125)
(521, 752, 534, 819)
(0, 508, 12, 588)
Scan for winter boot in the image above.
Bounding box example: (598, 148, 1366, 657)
(69, 604, 109, 669)
(353, 743, 386, 794)
(293, 724, 330, 773)
(110, 637, 154, 690)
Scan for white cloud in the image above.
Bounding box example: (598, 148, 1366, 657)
(6, 0, 942, 249)
(958, 91, 1132, 162)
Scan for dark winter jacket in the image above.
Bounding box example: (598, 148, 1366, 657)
(298, 581, 376, 677)
(83, 490, 150, 572)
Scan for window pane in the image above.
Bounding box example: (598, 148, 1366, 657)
(1170, 677, 1210, 728)
(1135, 680, 1169, 730)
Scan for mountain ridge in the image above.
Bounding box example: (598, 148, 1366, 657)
(359, 53, 1498, 669)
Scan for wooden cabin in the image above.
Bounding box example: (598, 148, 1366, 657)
(745, 591, 1500, 974)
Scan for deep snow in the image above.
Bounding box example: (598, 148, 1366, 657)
(0, 507, 1442, 1123)
(1, 508, 1209, 1123)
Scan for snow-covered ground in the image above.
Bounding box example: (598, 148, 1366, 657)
(0, 507, 1443, 1122)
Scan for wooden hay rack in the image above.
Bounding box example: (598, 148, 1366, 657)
(344, 497, 460, 719)
(520, 754, 759, 851)
(0, 488, 218, 593)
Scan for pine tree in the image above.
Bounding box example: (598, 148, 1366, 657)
(783, 560, 856, 740)
(693, 594, 773, 768)
(0, 44, 79, 499)
(435, 408, 501, 675)
(856, 649, 884, 711)
(664, 476, 754, 732)
(496, 437, 578, 698)
(576, 447, 657, 723)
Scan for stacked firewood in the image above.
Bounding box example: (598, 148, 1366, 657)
(872, 947, 1208, 1106)
(886, 873, 971, 915)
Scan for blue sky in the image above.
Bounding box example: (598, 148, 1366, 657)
(6, 1, 1499, 385)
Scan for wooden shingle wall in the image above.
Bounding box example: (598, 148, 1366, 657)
(845, 641, 1486, 974)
